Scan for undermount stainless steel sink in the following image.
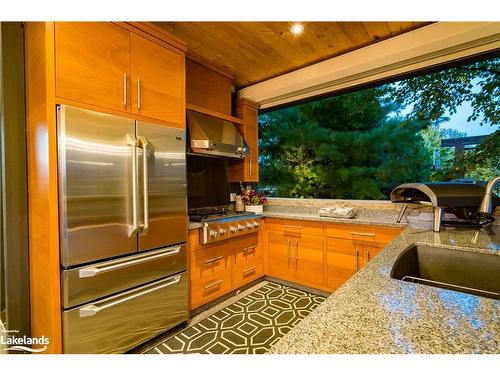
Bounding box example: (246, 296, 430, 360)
(391, 244, 500, 299)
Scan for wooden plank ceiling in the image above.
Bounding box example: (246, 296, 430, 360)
(155, 22, 430, 88)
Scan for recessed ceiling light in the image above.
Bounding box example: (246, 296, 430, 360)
(290, 23, 304, 35)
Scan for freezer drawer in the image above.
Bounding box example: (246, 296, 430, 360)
(63, 271, 188, 354)
(62, 244, 187, 308)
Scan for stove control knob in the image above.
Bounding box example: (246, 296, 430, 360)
(246, 223, 253, 230)
(237, 224, 245, 231)
(229, 226, 237, 234)
(252, 221, 260, 229)
(219, 228, 227, 236)
(209, 230, 218, 239)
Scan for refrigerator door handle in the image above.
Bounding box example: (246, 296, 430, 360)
(138, 136, 150, 235)
(78, 246, 182, 278)
(127, 134, 140, 237)
(78, 274, 182, 318)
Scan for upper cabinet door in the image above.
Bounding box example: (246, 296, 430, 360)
(55, 22, 131, 112)
(130, 34, 185, 127)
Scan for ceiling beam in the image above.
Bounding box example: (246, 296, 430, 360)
(238, 22, 500, 110)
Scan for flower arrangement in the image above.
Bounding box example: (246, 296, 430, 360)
(241, 187, 268, 206)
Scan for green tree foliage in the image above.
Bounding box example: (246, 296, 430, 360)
(431, 130, 500, 182)
(259, 87, 433, 199)
(390, 57, 500, 126)
(260, 56, 499, 199)
(390, 57, 499, 183)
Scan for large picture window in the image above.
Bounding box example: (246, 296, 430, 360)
(258, 55, 499, 199)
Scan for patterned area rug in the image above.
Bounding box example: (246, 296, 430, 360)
(146, 282, 326, 354)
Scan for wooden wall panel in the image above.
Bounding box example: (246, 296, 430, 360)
(24, 22, 62, 353)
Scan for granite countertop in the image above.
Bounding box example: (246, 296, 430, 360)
(262, 211, 407, 227)
(269, 223, 500, 354)
(188, 209, 408, 230)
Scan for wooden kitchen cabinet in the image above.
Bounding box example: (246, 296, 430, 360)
(266, 230, 295, 281)
(233, 234, 264, 288)
(229, 99, 260, 182)
(358, 241, 385, 268)
(55, 22, 186, 126)
(190, 240, 234, 309)
(55, 22, 131, 112)
(265, 218, 325, 289)
(130, 33, 185, 126)
(293, 235, 324, 287)
(325, 223, 402, 291)
(188, 230, 264, 309)
(326, 238, 359, 290)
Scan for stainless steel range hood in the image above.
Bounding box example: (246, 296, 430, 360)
(187, 110, 248, 158)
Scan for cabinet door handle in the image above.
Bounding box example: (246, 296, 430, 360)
(137, 78, 142, 110)
(355, 248, 359, 272)
(367, 251, 370, 262)
(287, 239, 291, 259)
(249, 159, 252, 177)
(204, 255, 223, 264)
(284, 225, 302, 230)
(123, 73, 127, 107)
(350, 232, 375, 237)
(295, 241, 299, 260)
(243, 266, 257, 275)
(204, 279, 223, 289)
(243, 245, 256, 253)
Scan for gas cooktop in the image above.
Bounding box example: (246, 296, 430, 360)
(189, 210, 257, 222)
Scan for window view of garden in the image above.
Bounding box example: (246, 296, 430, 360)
(258, 55, 499, 199)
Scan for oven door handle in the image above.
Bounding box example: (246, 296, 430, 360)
(78, 274, 182, 317)
(78, 246, 182, 278)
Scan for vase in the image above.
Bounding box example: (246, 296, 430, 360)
(245, 204, 264, 214)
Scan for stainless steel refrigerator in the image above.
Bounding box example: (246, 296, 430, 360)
(57, 105, 188, 354)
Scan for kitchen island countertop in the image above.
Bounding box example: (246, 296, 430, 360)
(269, 223, 500, 354)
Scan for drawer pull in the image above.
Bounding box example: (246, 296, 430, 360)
(79, 246, 182, 278)
(284, 225, 302, 230)
(243, 245, 256, 253)
(243, 266, 257, 274)
(204, 279, 223, 289)
(355, 248, 359, 272)
(78, 274, 181, 317)
(350, 232, 375, 237)
(204, 255, 223, 265)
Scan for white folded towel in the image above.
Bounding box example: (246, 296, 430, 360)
(318, 205, 357, 219)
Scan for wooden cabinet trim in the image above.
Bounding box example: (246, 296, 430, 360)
(25, 22, 62, 353)
(186, 103, 244, 125)
(117, 22, 187, 52)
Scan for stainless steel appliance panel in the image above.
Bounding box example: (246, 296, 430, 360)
(61, 244, 187, 308)
(136, 122, 188, 251)
(63, 271, 188, 354)
(58, 106, 138, 267)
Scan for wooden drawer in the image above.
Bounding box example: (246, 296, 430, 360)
(190, 241, 233, 282)
(234, 234, 261, 264)
(265, 218, 323, 237)
(325, 223, 402, 244)
(234, 256, 264, 287)
(190, 269, 233, 309)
